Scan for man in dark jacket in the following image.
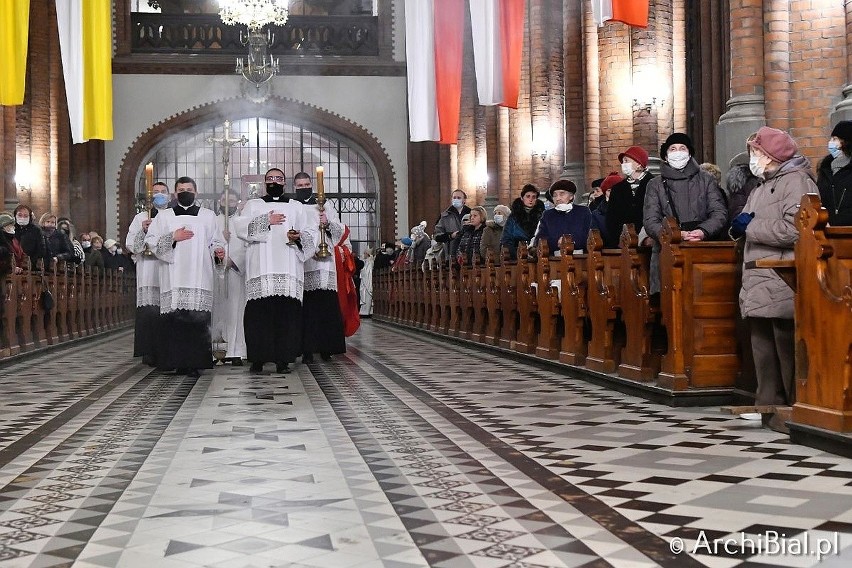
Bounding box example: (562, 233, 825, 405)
(433, 189, 471, 260)
(817, 120, 852, 226)
(534, 180, 593, 254)
(726, 150, 761, 220)
(501, 184, 545, 259)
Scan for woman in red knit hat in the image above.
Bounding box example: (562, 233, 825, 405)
(605, 145, 655, 248)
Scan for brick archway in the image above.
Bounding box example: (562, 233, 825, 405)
(116, 96, 397, 242)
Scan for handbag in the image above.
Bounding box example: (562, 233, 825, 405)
(41, 288, 54, 311)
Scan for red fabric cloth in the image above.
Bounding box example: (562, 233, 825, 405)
(334, 226, 360, 337)
(499, 0, 525, 108)
(433, 0, 464, 143)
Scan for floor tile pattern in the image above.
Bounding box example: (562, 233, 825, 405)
(0, 322, 850, 567)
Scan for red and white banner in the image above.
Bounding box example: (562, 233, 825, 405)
(469, 0, 524, 108)
(593, 0, 649, 28)
(404, 0, 464, 143)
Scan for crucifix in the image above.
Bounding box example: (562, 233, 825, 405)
(206, 120, 248, 298)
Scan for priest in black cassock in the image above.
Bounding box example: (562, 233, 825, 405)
(126, 181, 170, 366)
(234, 168, 316, 374)
(293, 172, 349, 362)
(145, 177, 225, 378)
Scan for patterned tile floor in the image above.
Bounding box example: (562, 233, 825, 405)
(0, 322, 850, 567)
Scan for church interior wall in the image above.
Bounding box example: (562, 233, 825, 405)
(106, 74, 409, 240)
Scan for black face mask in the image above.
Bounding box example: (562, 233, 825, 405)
(60, 226, 70, 235)
(295, 187, 313, 202)
(218, 204, 236, 216)
(43, 226, 56, 235)
(177, 192, 196, 207)
(266, 182, 285, 198)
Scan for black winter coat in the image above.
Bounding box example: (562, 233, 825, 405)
(14, 223, 46, 269)
(606, 174, 653, 247)
(816, 155, 852, 226)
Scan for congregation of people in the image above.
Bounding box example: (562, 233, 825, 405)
(375, 124, 852, 433)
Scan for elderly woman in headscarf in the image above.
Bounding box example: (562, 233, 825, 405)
(731, 126, 818, 432)
(480, 204, 510, 263)
(409, 221, 431, 267)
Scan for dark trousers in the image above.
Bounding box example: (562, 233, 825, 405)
(749, 317, 795, 406)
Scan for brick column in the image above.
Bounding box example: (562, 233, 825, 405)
(715, 0, 765, 177)
(582, 0, 602, 197)
(1, 108, 15, 209)
(529, 0, 552, 189)
(560, 0, 584, 190)
(831, 0, 852, 122)
(483, 105, 499, 208)
(763, 0, 791, 132)
(497, 107, 511, 205)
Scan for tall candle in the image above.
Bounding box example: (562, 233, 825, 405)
(145, 162, 154, 202)
(315, 166, 324, 199)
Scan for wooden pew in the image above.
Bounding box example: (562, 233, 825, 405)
(513, 242, 538, 354)
(657, 218, 739, 390)
(446, 260, 461, 334)
(558, 236, 589, 365)
(617, 225, 660, 381)
(791, 194, 852, 433)
(584, 230, 623, 373)
(497, 250, 519, 349)
(482, 250, 501, 345)
(469, 253, 489, 343)
(533, 240, 562, 359)
(457, 257, 475, 338)
(1, 275, 19, 357)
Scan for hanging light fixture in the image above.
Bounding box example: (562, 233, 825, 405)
(218, 1, 289, 91)
(218, 0, 289, 32)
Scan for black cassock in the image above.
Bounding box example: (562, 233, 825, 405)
(302, 289, 346, 356)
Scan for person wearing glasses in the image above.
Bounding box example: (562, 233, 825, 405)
(145, 176, 226, 379)
(234, 167, 316, 374)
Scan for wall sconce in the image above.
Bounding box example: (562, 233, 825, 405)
(531, 125, 555, 160)
(632, 96, 665, 111)
(15, 162, 32, 197)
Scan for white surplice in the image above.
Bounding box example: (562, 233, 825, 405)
(359, 254, 374, 316)
(233, 197, 316, 301)
(126, 210, 162, 307)
(144, 206, 224, 314)
(302, 201, 348, 292)
(211, 212, 247, 359)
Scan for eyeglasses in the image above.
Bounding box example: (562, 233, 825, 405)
(266, 176, 285, 182)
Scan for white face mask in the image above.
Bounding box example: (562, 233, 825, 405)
(749, 154, 766, 179)
(82, 241, 91, 249)
(543, 201, 554, 211)
(493, 214, 505, 226)
(16, 216, 29, 226)
(667, 150, 690, 170)
(109, 246, 117, 254)
(3, 226, 15, 235)
(621, 162, 635, 177)
(555, 203, 573, 212)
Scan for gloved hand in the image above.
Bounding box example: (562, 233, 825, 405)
(729, 212, 754, 239)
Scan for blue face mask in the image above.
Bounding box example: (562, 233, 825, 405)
(152, 193, 169, 208)
(544, 201, 555, 211)
(451, 198, 463, 208)
(829, 141, 843, 159)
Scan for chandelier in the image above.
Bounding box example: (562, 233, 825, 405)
(218, 0, 289, 32)
(236, 28, 279, 88)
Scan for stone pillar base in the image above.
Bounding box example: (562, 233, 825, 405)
(559, 162, 586, 202)
(830, 84, 852, 125)
(716, 95, 766, 184)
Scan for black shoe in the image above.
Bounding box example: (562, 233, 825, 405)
(230, 358, 243, 366)
(142, 355, 156, 366)
(302, 353, 314, 364)
(175, 367, 189, 375)
(186, 369, 201, 378)
(276, 362, 290, 373)
(320, 352, 332, 361)
(250, 362, 264, 373)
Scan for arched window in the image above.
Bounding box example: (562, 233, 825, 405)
(138, 117, 379, 252)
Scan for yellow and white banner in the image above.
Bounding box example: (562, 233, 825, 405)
(0, 0, 30, 106)
(56, 0, 113, 143)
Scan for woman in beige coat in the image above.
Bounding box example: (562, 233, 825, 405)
(732, 126, 817, 432)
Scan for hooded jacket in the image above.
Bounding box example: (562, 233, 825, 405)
(816, 154, 852, 226)
(739, 155, 817, 319)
